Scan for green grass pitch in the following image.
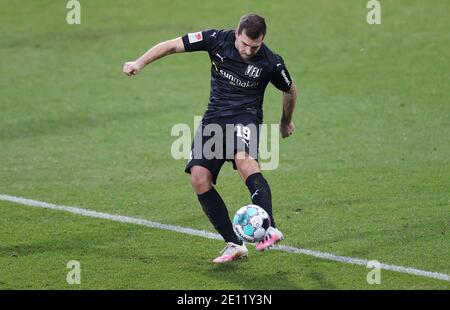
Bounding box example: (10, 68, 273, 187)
(0, 0, 449, 289)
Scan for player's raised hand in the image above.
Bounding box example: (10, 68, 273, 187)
(280, 121, 295, 138)
(122, 61, 142, 76)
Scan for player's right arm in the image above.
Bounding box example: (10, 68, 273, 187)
(122, 37, 185, 76)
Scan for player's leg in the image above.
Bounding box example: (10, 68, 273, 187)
(189, 164, 243, 242)
(234, 152, 275, 227)
(230, 116, 277, 228)
(190, 165, 213, 194)
(189, 165, 247, 262)
(186, 117, 248, 263)
(234, 154, 284, 250)
(231, 113, 284, 251)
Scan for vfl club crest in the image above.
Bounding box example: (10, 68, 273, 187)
(245, 65, 262, 78)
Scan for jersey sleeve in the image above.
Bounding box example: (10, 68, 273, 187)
(268, 55, 293, 92)
(182, 29, 218, 52)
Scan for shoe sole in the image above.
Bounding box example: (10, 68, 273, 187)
(213, 253, 248, 264)
(256, 237, 284, 251)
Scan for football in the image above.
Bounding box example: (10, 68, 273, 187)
(232, 205, 270, 243)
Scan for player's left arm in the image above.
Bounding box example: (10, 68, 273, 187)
(268, 55, 297, 138)
(280, 82, 297, 138)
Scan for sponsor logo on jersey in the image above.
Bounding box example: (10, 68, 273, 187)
(188, 32, 203, 43)
(245, 65, 262, 78)
(219, 69, 259, 88)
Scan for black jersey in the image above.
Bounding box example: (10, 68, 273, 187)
(182, 29, 293, 122)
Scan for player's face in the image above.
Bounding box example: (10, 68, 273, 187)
(235, 30, 264, 60)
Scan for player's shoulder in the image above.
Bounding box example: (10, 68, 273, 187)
(211, 29, 235, 42)
(197, 29, 234, 49)
(259, 43, 285, 66)
(253, 43, 283, 71)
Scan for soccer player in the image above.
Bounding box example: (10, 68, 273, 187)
(123, 14, 297, 263)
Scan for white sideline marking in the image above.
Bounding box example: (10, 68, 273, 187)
(1, 193, 449, 283)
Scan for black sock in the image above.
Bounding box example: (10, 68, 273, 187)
(197, 187, 243, 245)
(245, 172, 276, 228)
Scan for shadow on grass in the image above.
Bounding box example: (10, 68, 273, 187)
(202, 258, 303, 290)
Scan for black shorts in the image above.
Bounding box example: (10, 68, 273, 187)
(185, 113, 261, 184)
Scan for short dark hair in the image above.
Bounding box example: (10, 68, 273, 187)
(237, 13, 267, 39)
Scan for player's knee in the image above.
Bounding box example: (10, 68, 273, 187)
(235, 153, 260, 180)
(190, 167, 213, 194)
(190, 174, 212, 194)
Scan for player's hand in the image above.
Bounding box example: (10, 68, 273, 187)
(280, 121, 295, 138)
(122, 61, 142, 76)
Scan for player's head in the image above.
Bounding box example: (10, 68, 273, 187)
(235, 13, 266, 60)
